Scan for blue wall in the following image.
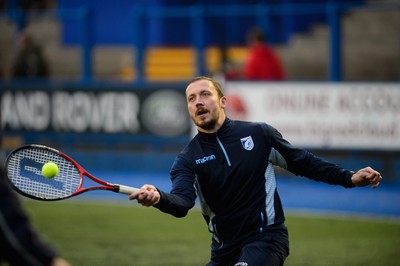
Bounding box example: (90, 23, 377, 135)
(59, 0, 365, 46)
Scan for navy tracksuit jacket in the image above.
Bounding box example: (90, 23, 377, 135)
(155, 118, 355, 259)
(0, 164, 57, 265)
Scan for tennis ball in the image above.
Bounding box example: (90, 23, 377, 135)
(42, 162, 59, 178)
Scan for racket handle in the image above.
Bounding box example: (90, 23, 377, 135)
(115, 184, 140, 195)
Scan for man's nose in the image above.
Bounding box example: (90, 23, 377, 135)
(195, 97, 204, 106)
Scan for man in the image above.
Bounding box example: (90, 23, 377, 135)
(129, 76, 382, 266)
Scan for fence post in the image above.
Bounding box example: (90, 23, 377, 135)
(80, 7, 92, 84)
(327, 2, 342, 81)
(256, 4, 271, 43)
(191, 6, 206, 77)
(131, 6, 145, 86)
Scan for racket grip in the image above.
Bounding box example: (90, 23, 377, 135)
(115, 184, 140, 195)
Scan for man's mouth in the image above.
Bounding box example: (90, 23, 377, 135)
(196, 109, 208, 117)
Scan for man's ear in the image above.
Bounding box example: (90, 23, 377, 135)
(220, 96, 227, 109)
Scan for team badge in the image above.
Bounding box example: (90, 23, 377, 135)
(240, 136, 254, 151)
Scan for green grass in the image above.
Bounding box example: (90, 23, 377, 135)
(22, 200, 400, 266)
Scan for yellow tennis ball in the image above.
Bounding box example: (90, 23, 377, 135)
(42, 162, 59, 178)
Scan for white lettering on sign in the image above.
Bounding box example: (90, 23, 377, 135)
(52, 91, 140, 133)
(1, 90, 140, 133)
(1, 91, 50, 131)
(264, 90, 330, 114)
(226, 82, 400, 149)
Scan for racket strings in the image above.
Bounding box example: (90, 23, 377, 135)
(7, 148, 81, 200)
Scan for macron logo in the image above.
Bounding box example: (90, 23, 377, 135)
(195, 154, 216, 165)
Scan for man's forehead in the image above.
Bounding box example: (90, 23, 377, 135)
(186, 79, 212, 93)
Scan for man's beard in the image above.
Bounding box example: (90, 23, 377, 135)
(194, 114, 219, 131)
(196, 119, 217, 131)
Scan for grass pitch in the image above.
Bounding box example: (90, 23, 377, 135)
(22, 199, 400, 266)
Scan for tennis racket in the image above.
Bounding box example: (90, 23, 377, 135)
(5, 144, 140, 201)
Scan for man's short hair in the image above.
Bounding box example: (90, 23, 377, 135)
(187, 76, 225, 98)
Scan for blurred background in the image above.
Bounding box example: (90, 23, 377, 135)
(1, 0, 399, 217)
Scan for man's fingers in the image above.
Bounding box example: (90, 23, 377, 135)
(362, 168, 382, 188)
(128, 191, 140, 200)
(129, 186, 160, 206)
(128, 184, 156, 200)
(352, 167, 383, 188)
(371, 182, 380, 189)
(359, 167, 382, 182)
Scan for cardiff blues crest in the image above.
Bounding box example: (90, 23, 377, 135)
(240, 136, 254, 151)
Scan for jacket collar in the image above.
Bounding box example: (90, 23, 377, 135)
(197, 118, 231, 141)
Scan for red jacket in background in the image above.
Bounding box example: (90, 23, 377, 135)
(244, 43, 286, 80)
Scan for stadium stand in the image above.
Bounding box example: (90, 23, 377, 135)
(0, 1, 399, 82)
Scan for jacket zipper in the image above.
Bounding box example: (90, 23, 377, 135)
(216, 136, 231, 166)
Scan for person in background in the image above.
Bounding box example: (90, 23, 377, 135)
(0, 111, 70, 265)
(129, 76, 382, 266)
(244, 27, 286, 80)
(0, 161, 72, 266)
(11, 31, 49, 79)
(0, 161, 71, 266)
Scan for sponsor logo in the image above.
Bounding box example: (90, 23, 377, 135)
(141, 90, 190, 137)
(240, 136, 254, 151)
(195, 154, 216, 165)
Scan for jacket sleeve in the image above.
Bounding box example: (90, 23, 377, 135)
(264, 124, 355, 188)
(0, 165, 58, 266)
(153, 154, 197, 218)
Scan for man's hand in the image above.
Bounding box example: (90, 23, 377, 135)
(128, 184, 160, 207)
(51, 257, 71, 266)
(351, 167, 383, 189)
